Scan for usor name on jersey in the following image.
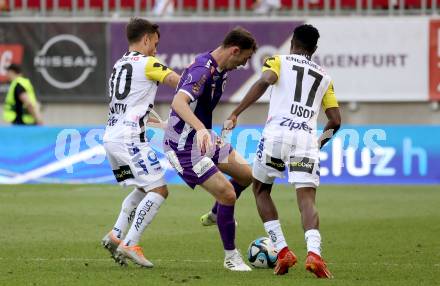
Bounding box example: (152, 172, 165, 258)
(264, 54, 333, 136)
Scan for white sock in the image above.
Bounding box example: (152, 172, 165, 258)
(112, 188, 145, 240)
(224, 249, 237, 258)
(263, 220, 288, 252)
(123, 191, 165, 246)
(305, 229, 321, 256)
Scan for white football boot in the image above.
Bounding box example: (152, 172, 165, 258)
(224, 249, 252, 271)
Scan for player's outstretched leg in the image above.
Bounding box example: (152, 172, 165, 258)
(201, 150, 252, 227)
(201, 172, 251, 271)
(253, 179, 297, 275)
(102, 188, 145, 261)
(115, 186, 168, 267)
(296, 187, 333, 278)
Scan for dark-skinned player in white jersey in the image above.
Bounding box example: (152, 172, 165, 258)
(222, 24, 341, 278)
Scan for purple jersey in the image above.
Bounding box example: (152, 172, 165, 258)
(164, 52, 227, 151)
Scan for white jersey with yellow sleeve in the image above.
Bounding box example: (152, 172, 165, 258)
(261, 54, 338, 143)
(103, 51, 172, 143)
(252, 54, 339, 188)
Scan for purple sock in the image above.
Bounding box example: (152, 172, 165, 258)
(217, 203, 236, 250)
(211, 180, 247, 215)
(211, 202, 219, 215)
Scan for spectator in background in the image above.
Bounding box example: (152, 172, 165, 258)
(3, 64, 43, 125)
(152, 0, 174, 16)
(252, 0, 281, 15)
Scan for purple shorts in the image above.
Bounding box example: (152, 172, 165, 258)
(164, 139, 233, 189)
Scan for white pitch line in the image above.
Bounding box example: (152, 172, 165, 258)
(0, 257, 218, 263)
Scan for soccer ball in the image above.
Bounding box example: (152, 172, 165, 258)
(247, 237, 278, 268)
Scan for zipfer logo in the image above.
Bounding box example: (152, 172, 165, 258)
(34, 34, 97, 89)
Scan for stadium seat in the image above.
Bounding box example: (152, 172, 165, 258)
(27, 0, 41, 9)
(403, 0, 435, 8)
(281, 0, 328, 10)
(58, 0, 71, 9)
(183, 0, 196, 9)
(121, 0, 135, 9)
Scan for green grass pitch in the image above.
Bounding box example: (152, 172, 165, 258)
(0, 184, 439, 285)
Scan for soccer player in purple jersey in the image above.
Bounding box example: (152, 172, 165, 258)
(163, 27, 257, 271)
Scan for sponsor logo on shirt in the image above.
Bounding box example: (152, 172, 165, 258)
(183, 73, 193, 85)
(192, 74, 207, 95)
(123, 121, 138, 128)
(279, 118, 312, 133)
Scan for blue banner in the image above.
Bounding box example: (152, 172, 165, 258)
(0, 125, 438, 185)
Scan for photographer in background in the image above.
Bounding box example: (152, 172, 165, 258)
(3, 64, 43, 125)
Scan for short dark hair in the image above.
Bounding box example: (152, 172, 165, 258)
(126, 17, 160, 44)
(222, 27, 257, 52)
(6, 64, 21, 74)
(291, 24, 320, 53)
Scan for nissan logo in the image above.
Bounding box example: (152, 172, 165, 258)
(34, 34, 97, 89)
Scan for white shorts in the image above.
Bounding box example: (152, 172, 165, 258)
(252, 135, 320, 189)
(104, 141, 166, 191)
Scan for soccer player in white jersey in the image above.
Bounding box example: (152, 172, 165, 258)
(101, 18, 180, 267)
(222, 24, 341, 277)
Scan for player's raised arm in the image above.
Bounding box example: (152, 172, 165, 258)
(318, 82, 341, 149)
(226, 56, 280, 129)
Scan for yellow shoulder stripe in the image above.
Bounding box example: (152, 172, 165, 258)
(322, 81, 339, 110)
(262, 55, 280, 81)
(145, 57, 172, 83)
